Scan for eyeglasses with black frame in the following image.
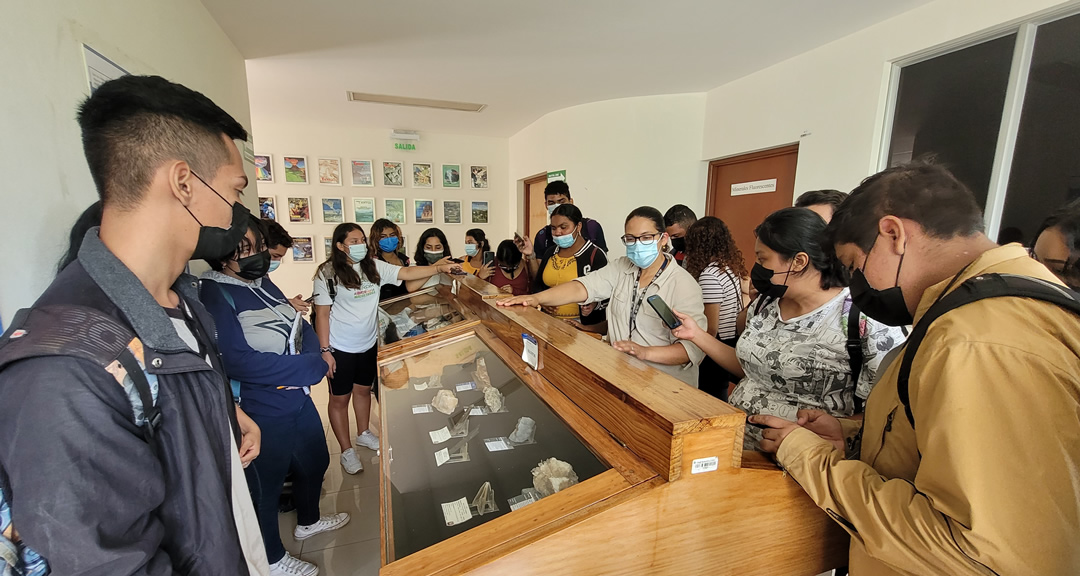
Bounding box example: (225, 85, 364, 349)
(621, 232, 662, 246)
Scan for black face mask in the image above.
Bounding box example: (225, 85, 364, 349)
(751, 262, 793, 300)
(235, 250, 271, 280)
(849, 240, 913, 327)
(185, 172, 250, 261)
(671, 237, 686, 254)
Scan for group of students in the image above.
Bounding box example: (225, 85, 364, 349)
(2, 74, 1080, 576)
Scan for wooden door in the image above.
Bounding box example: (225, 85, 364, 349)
(706, 144, 799, 261)
(523, 173, 549, 238)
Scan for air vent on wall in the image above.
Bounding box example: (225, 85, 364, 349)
(346, 91, 486, 113)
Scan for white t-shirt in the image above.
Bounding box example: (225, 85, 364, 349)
(313, 260, 402, 353)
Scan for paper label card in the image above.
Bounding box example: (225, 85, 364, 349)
(429, 427, 452, 444)
(483, 437, 513, 452)
(441, 497, 472, 526)
(521, 333, 539, 369)
(508, 490, 540, 511)
(435, 448, 450, 466)
(691, 456, 719, 474)
(412, 404, 433, 414)
(456, 381, 476, 392)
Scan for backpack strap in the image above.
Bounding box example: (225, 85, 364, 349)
(201, 280, 245, 403)
(897, 274, 1080, 428)
(846, 300, 865, 413)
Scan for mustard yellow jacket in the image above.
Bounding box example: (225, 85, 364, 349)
(777, 245, 1080, 575)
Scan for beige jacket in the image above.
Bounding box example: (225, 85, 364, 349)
(777, 245, 1080, 575)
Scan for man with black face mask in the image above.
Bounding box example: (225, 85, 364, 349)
(750, 163, 1080, 576)
(0, 76, 270, 575)
(663, 204, 697, 267)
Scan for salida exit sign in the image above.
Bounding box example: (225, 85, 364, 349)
(394, 142, 416, 151)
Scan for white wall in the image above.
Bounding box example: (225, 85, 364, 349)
(0, 0, 252, 324)
(508, 94, 707, 258)
(246, 104, 510, 299)
(701, 0, 1078, 198)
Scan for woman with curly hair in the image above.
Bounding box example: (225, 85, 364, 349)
(684, 216, 748, 399)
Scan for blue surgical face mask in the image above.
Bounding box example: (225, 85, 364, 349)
(626, 239, 661, 269)
(348, 244, 368, 262)
(464, 243, 478, 256)
(267, 259, 281, 274)
(553, 230, 576, 249)
(547, 204, 558, 217)
(378, 236, 399, 253)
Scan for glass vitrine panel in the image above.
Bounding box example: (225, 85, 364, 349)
(377, 288, 467, 346)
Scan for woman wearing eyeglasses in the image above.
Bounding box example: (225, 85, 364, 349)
(500, 206, 707, 387)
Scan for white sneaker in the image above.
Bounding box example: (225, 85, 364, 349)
(294, 512, 350, 541)
(340, 448, 363, 474)
(355, 430, 381, 451)
(269, 552, 318, 576)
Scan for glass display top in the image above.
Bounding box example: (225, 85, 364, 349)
(381, 334, 608, 560)
(377, 288, 467, 347)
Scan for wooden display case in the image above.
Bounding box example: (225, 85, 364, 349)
(377, 275, 847, 575)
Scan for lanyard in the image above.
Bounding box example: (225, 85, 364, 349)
(629, 255, 670, 336)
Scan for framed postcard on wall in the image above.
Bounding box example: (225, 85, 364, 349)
(412, 162, 433, 188)
(442, 200, 462, 225)
(258, 196, 276, 220)
(292, 236, 314, 262)
(383, 161, 404, 187)
(442, 164, 460, 188)
(351, 160, 374, 187)
(353, 197, 376, 224)
(470, 165, 488, 189)
(471, 201, 489, 224)
(414, 199, 434, 224)
(288, 196, 311, 223)
(384, 198, 406, 224)
(321, 197, 344, 223)
(323, 237, 333, 259)
(283, 156, 307, 184)
(254, 154, 273, 182)
(318, 158, 342, 186)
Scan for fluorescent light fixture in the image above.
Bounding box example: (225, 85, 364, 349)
(347, 91, 486, 113)
(390, 130, 420, 141)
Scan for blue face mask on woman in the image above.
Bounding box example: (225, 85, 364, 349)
(378, 236, 399, 253)
(626, 241, 660, 269)
(464, 244, 478, 257)
(348, 244, 368, 262)
(553, 229, 576, 249)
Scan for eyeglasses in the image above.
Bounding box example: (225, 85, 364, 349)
(621, 233, 662, 246)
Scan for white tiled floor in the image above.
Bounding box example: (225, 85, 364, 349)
(274, 382, 382, 576)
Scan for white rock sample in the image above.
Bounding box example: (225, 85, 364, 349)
(531, 458, 579, 497)
(508, 416, 535, 444)
(432, 389, 459, 415)
(474, 357, 491, 389)
(483, 387, 504, 412)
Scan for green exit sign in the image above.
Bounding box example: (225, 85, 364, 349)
(394, 142, 416, 151)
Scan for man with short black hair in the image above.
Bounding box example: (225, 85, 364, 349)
(527, 180, 607, 258)
(794, 189, 847, 223)
(0, 76, 269, 575)
(663, 204, 696, 266)
(752, 163, 1080, 575)
(261, 218, 310, 314)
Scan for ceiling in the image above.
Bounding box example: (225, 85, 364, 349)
(202, 0, 933, 137)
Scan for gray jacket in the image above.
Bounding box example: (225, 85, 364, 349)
(0, 229, 250, 575)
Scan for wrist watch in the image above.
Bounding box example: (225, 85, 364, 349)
(320, 346, 333, 353)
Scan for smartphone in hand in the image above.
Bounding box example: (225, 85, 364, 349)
(646, 295, 682, 329)
(483, 251, 495, 267)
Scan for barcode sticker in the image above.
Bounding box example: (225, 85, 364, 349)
(412, 404, 433, 414)
(691, 456, 719, 474)
(484, 437, 513, 452)
(508, 491, 539, 511)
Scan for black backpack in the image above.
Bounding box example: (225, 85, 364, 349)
(897, 273, 1080, 427)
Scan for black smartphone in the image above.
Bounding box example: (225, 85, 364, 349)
(483, 251, 495, 267)
(647, 295, 681, 329)
(303, 295, 316, 304)
(448, 257, 465, 264)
